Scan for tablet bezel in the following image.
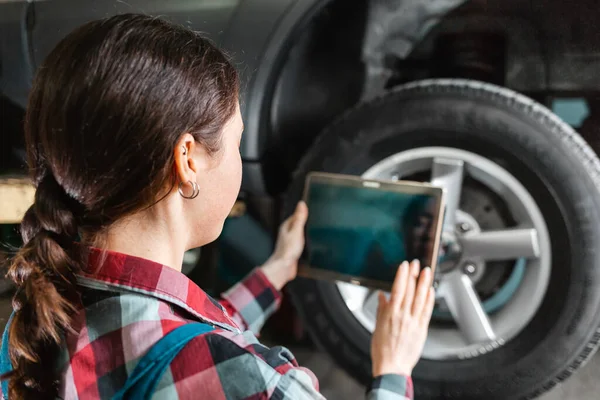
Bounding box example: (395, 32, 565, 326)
(298, 171, 446, 291)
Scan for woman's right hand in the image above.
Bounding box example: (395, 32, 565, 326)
(371, 260, 435, 377)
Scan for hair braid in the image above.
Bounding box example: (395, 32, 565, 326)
(4, 173, 83, 399)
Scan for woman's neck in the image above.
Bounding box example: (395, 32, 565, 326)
(102, 208, 186, 272)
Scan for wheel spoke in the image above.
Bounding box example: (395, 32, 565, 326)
(440, 271, 496, 344)
(430, 157, 464, 230)
(461, 228, 540, 261)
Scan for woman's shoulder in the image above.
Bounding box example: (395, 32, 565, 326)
(63, 288, 189, 365)
(71, 287, 186, 342)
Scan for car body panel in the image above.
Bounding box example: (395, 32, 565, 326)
(0, 0, 326, 155)
(31, 0, 241, 66)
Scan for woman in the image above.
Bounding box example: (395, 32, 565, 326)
(1, 14, 434, 400)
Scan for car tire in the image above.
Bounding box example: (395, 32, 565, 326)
(285, 79, 600, 399)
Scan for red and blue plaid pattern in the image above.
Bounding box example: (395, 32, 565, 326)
(3, 247, 413, 399)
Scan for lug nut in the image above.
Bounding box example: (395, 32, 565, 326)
(463, 263, 477, 275)
(459, 222, 471, 233)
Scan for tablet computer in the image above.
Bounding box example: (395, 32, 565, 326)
(299, 172, 446, 291)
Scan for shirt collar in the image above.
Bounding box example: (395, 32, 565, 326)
(77, 247, 240, 333)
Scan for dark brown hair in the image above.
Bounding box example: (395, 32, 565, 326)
(3, 13, 239, 398)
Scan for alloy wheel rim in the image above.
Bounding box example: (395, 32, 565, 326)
(336, 147, 552, 360)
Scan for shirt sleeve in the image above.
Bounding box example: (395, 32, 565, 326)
(367, 375, 414, 400)
(219, 268, 282, 334)
(161, 328, 413, 400)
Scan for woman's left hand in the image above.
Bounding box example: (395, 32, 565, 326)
(261, 201, 309, 291)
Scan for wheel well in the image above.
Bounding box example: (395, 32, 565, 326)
(262, 0, 369, 194)
(263, 0, 523, 195)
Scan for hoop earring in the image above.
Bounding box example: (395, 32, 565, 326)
(178, 180, 199, 199)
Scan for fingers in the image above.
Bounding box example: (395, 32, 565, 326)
(389, 261, 409, 309)
(282, 201, 309, 232)
(420, 287, 436, 326)
(376, 291, 387, 320)
(291, 201, 308, 231)
(410, 260, 420, 278)
(411, 267, 432, 316)
(400, 260, 419, 312)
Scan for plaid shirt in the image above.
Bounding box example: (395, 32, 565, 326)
(4, 247, 413, 399)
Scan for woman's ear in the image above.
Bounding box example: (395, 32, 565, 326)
(173, 133, 211, 184)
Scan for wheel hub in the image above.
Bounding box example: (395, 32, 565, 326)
(438, 211, 485, 283)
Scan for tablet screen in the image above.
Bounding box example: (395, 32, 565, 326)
(304, 175, 444, 286)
